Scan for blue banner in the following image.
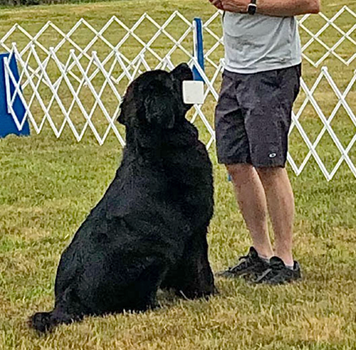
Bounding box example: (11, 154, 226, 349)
(0, 53, 30, 138)
(192, 18, 205, 82)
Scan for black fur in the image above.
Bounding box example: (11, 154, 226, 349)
(29, 63, 215, 334)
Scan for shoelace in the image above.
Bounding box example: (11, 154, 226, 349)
(253, 268, 272, 283)
(253, 262, 285, 283)
(228, 254, 251, 272)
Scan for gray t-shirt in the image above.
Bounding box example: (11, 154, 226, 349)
(223, 12, 301, 74)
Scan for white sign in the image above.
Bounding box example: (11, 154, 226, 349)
(182, 81, 204, 104)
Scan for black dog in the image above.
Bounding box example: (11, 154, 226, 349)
(29, 63, 215, 334)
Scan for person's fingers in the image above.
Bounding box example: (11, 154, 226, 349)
(210, 0, 224, 9)
(219, 0, 246, 12)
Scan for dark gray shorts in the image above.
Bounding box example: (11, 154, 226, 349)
(215, 65, 301, 167)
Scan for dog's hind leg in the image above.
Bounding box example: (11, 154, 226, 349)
(163, 231, 216, 299)
(123, 258, 168, 312)
(29, 287, 86, 334)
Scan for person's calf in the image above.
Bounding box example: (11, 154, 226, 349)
(257, 166, 295, 266)
(227, 164, 274, 259)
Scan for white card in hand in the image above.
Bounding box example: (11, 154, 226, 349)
(182, 80, 204, 104)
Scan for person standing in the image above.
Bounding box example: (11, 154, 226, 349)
(210, 0, 320, 284)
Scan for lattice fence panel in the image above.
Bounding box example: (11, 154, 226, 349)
(1, 8, 356, 179)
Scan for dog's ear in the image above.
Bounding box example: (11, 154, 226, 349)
(118, 84, 137, 126)
(117, 99, 127, 125)
(170, 63, 193, 81)
(170, 64, 194, 115)
(144, 92, 176, 129)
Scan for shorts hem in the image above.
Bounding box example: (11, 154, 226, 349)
(218, 158, 286, 168)
(253, 163, 286, 169)
(217, 157, 251, 166)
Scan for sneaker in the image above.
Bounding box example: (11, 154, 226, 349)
(216, 247, 270, 279)
(252, 256, 302, 285)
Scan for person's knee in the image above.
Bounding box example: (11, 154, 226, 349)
(257, 166, 282, 175)
(256, 166, 288, 186)
(226, 163, 255, 187)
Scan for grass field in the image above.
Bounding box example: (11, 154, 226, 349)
(1, 1, 356, 349)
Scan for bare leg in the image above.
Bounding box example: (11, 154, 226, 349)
(227, 164, 273, 259)
(256, 167, 295, 266)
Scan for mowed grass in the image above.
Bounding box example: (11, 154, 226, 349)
(1, 0, 356, 349)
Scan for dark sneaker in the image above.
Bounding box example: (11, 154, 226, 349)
(216, 247, 270, 279)
(252, 256, 302, 285)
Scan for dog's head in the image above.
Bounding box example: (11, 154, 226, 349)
(118, 63, 193, 130)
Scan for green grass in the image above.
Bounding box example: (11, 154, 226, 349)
(1, 1, 356, 349)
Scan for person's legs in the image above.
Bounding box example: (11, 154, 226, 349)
(226, 163, 273, 259)
(214, 71, 272, 278)
(237, 65, 300, 271)
(226, 163, 301, 284)
(215, 66, 301, 282)
(256, 167, 294, 266)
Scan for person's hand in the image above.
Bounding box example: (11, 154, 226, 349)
(221, 0, 249, 13)
(209, 0, 224, 11)
(209, 0, 250, 13)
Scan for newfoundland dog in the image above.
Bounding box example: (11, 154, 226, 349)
(29, 63, 215, 334)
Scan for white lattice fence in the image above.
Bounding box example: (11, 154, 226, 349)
(0, 12, 197, 81)
(1, 8, 356, 179)
(3, 43, 217, 148)
(289, 68, 356, 179)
